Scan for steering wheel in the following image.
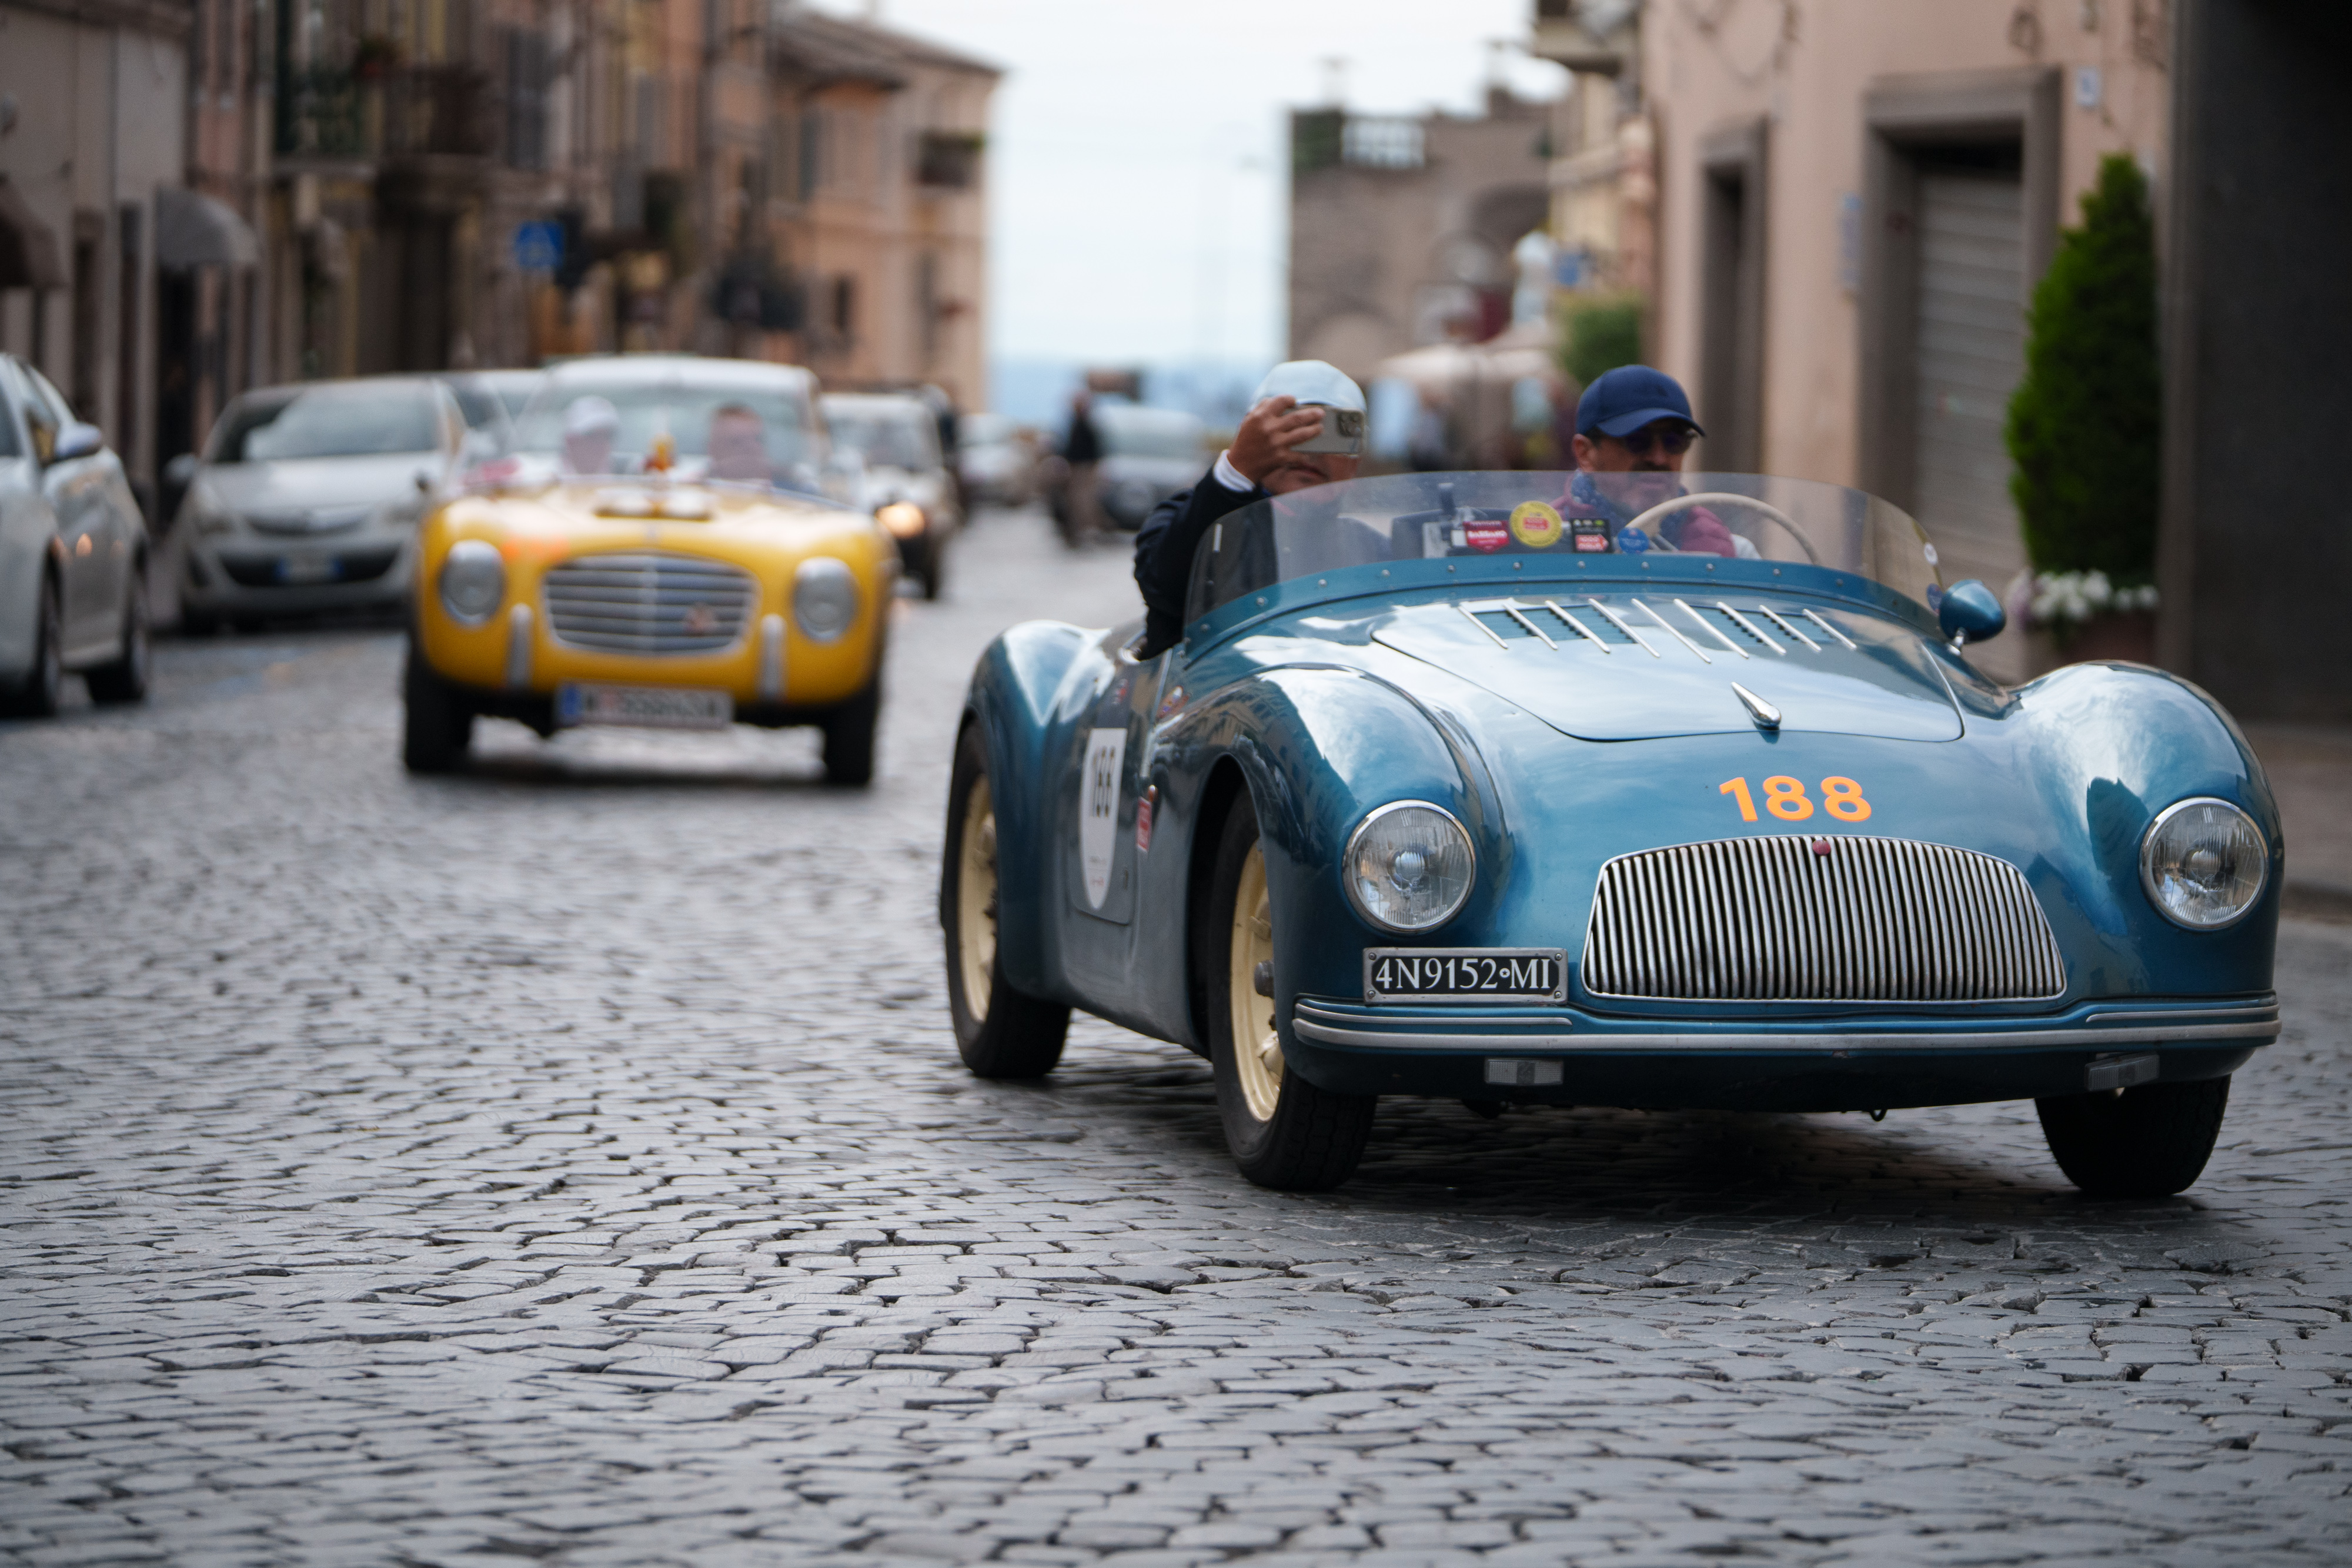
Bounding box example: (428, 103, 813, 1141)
(1622, 492, 1820, 566)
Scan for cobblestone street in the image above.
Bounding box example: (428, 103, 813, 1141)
(4, 509, 2348, 1567)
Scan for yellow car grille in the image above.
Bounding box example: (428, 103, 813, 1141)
(542, 552, 758, 655)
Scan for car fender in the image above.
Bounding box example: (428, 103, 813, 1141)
(2002, 659, 2281, 992)
(954, 620, 1100, 995)
(1148, 662, 1495, 1044)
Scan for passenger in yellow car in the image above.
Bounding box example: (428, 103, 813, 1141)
(560, 396, 619, 476)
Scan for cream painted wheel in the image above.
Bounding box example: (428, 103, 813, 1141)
(1227, 842, 1282, 1122)
(956, 774, 997, 1021)
(1200, 793, 1376, 1191)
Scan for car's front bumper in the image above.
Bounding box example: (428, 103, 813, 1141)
(182, 530, 413, 614)
(1282, 994, 2278, 1110)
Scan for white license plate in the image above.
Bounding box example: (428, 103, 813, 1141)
(1364, 948, 1568, 1004)
(557, 683, 733, 730)
(276, 556, 339, 584)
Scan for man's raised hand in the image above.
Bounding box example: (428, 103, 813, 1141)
(1226, 396, 1327, 488)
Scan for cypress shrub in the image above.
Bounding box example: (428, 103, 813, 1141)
(1560, 292, 1645, 388)
(2004, 153, 2161, 583)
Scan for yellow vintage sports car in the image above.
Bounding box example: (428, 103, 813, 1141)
(402, 355, 895, 784)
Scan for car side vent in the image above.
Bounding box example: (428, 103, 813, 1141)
(1582, 835, 2066, 1002)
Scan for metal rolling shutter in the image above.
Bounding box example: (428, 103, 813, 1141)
(1912, 170, 2027, 622)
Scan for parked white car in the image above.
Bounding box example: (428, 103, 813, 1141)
(175, 377, 469, 632)
(0, 353, 151, 716)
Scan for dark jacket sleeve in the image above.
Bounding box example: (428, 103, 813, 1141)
(1133, 469, 1265, 655)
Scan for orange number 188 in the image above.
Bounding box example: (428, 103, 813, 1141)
(1718, 775, 1872, 824)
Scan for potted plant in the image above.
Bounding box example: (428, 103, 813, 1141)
(2004, 154, 2162, 664)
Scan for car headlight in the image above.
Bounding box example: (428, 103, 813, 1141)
(191, 503, 237, 537)
(1344, 801, 1476, 933)
(2140, 797, 2268, 930)
(877, 502, 927, 539)
(436, 539, 507, 626)
(793, 556, 860, 643)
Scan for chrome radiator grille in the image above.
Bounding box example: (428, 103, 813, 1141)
(1582, 836, 2066, 1002)
(543, 553, 756, 654)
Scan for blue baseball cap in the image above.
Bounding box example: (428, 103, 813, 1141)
(1576, 365, 1705, 439)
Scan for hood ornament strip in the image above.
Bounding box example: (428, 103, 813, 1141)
(1676, 598, 1750, 658)
(1751, 604, 1819, 651)
(1629, 596, 1712, 664)
(1542, 601, 1610, 654)
(1801, 607, 1859, 650)
(1502, 604, 1558, 647)
(1582, 597, 1662, 658)
(1715, 601, 1786, 654)
(1731, 682, 1782, 730)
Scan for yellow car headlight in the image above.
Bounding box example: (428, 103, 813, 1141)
(437, 539, 507, 626)
(877, 502, 927, 540)
(793, 557, 860, 643)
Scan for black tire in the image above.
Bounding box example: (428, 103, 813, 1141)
(1, 571, 64, 718)
(85, 576, 151, 704)
(179, 606, 219, 637)
(2036, 1075, 2231, 1198)
(943, 723, 1069, 1077)
(920, 547, 944, 601)
(1199, 793, 1376, 1191)
(821, 677, 880, 787)
(401, 638, 475, 773)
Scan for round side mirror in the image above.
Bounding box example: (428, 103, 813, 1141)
(1937, 579, 2007, 646)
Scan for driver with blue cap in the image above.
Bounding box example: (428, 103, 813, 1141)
(1562, 365, 1738, 557)
(1132, 360, 1364, 657)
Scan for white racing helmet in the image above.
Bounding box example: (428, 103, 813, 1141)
(1252, 359, 1365, 456)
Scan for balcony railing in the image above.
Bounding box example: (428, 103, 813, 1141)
(276, 63, 495, 162)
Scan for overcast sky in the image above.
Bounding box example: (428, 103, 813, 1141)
(805, 0, 1567, 368)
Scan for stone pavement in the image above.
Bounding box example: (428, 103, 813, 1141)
(4, 509, 2349, 1566)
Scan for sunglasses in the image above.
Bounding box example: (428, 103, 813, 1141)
(1612, 424, 1696, 457)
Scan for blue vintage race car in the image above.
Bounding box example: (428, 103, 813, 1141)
(941, 472, 2279, 1195)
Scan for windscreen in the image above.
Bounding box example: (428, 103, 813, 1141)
(1096, 406, 1205, 460)
(514, 376, 819, 483)
(1187, 472, 1943, 622)
(212, 386, 442, 462)
(826, 406, 937, 471)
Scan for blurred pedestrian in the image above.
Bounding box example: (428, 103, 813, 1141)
(1061, 393, 1104, 547)
(1131, 361, 1364, 657)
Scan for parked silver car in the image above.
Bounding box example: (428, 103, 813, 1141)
(176, 377, 469, 631)
(0, 353, 151, 716)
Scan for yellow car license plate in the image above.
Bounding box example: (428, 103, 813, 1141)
(556, 683, 733, 730)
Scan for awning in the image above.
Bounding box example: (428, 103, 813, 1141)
(1376, 321, 1560, 396)
(0, 175, 64, 290)
(156, 186, 259, 270)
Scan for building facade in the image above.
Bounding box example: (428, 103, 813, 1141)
(0, 0, 197, 509)
(1287, 89, 1554, 387)
(1635, 0, 2170, 684)
(2, 0, 997, 516)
